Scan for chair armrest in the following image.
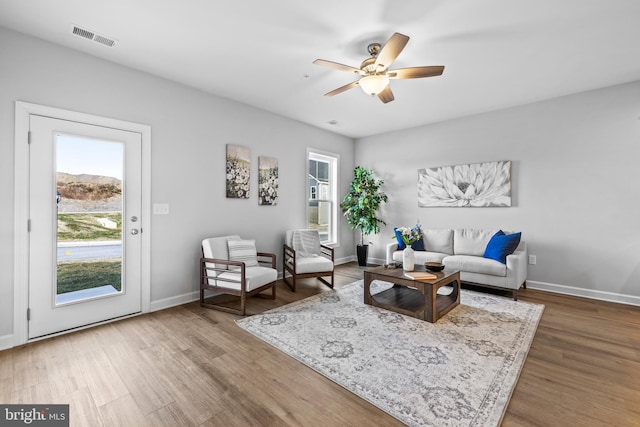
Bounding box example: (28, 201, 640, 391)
(283, 244, 296, 270)
(386, 242, 399, 265)
(257, 252, 276, 269)
(200, 256, 246, 288)
(320, 244, 335, 262)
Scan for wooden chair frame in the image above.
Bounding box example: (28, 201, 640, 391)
(282, 243, 334, 292)
(200, 250, 276, 315)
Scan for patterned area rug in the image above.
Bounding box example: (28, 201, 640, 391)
(236, 280, 543, 427)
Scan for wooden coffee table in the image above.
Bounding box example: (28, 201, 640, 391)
(364, 266, 461, 323)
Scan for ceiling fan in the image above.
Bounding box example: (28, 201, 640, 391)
(313, 32, 444, 104)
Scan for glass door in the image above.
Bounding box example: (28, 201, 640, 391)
(28, 115, 142, 339)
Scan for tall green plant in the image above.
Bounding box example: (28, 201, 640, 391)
(340, 166, 388, 246)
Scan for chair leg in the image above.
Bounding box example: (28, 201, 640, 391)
(240, 293, 247, 316)
(512, 289, 518, 301)
(283, 271, 295, 292)
(318, 274, 334, 289)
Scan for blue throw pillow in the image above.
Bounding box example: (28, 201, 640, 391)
(483, 230, 521, 264)
(394, 228, 406, 250)
(411, 238, 425, 251)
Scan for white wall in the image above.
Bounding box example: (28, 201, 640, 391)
(356, 81, 640, 302)
(0, 28, 355, 340)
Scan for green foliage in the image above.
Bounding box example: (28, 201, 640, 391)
(340, 166, 388, 245)
(57, 261, 122, 294)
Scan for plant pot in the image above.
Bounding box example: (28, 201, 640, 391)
(356, 244, 368, 266)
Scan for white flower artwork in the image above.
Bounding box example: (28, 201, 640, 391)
(418, 160, 512, 207)
(258, 156, 278, 206)
(226, 144, 251, 199)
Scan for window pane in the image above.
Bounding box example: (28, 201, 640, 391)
(308, 200, 331, 242)
(56, 134, 123, 305)
(307, 151, 338, 244)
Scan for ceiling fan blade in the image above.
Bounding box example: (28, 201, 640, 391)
(388, 65, 445, 79)
(377, 85, 395, 103)
(324, 81, 360, 97)
(374, 32, 409, 71)
(313, 59, 362, 75)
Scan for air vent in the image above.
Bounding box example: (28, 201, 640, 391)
(93, 34, 116, 47)
(72, 26, 94, 40)
(70, 24, 116, 47)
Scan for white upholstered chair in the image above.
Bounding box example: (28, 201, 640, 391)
(283, 229, 334, 292)
(200, 235, 277, 315)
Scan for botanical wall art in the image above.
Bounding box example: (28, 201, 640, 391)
(418, 160, 511, 207)
(226, 144, 251, 199)
(258, 156, 278, 205)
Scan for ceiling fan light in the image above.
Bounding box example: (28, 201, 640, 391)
(359, 74, 389, 95)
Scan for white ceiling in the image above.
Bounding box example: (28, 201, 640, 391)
(1, 0, 640, 138)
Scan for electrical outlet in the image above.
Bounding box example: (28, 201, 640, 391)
(153, 203, 169, 215)
(528, 254, 537, 265)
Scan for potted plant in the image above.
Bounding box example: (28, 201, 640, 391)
(340, 166, 388, 266)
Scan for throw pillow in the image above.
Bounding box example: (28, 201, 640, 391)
(483, 230, 521, 264)
(411, 238, 425, 251)
(394, 228, 407, 250)
(227, 239, 259, 269)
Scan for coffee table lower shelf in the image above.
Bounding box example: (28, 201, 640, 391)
(364, 268, 460, 323)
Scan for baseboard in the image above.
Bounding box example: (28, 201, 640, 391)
(335, 255, 356, 265)
(149, 262, 355, 313)
(0, 334, 14, 351)
(149, 291, 200, 312)
(527, 280, 640, 307)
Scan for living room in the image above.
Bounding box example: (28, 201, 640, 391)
(0, 1, 639, 425)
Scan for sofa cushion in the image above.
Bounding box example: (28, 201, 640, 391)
(202, 235, 241, 271)
(294, 256, 333, 274)
(483, 231, 522, 264)
(443, 255, 507, 277)
(393, 251, 449, 264)
(423, 229, 454, 254)
(454, 229, 498, 256)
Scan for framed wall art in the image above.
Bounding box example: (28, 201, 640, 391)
(226, 144, 251, 199)
(258, 156, 278, 205)
(418, 160, 511, 207)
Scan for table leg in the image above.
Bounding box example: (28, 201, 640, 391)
(364, 271, 373, 306)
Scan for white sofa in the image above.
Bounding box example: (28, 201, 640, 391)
(386, 228, 527, 300)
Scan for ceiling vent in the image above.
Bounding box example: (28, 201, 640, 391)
(71, 25, 116, 47)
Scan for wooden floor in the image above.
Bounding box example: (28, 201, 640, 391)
(1, 263, 639, 426)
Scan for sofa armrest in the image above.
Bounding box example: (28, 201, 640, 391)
(505, 242, 527, 288)
(386, 242, 399, 265)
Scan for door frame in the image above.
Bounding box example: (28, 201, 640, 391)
(13, 101, 151, 346)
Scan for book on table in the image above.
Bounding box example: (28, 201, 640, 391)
(404, 271, 437, 281)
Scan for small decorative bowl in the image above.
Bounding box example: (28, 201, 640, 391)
(425, 262, 445, 272)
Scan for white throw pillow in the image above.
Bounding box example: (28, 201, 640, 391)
(227, 239, 259, 269)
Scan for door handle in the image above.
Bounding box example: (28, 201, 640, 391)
(130, 228, 139, 235)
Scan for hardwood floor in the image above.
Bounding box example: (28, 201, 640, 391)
(1, 262, 639, 426)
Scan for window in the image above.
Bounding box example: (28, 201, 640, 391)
(307, 149, 339, 245)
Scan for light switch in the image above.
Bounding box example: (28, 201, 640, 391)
(153, 203, 169, 215)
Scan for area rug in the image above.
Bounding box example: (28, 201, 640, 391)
(236, 280, 544, 427)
